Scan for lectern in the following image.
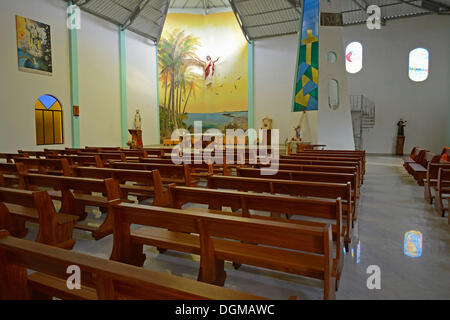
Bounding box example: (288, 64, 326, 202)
(128, 129, 143, 149)
(396, 135, 405, 156)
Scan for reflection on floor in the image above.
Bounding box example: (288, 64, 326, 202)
(23, 156, 450, 299)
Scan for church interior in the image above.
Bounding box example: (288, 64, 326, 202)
(0, 0, 449, 302)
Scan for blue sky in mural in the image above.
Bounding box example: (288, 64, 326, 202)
(38, 94, 58, 110)
(301, 0, 319, 39)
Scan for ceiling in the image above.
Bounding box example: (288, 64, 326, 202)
(66, 0, 450, 43)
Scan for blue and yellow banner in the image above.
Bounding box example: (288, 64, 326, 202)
(293, 0, 319, 112)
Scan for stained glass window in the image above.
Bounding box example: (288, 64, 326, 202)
(409, 48, 429, 82)
(35, 95, 64, 145)
(345, 42, 363, 74)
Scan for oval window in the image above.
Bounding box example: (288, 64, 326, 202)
(409, 48, 429, 82)
(345, 42, 363, 74)
(328, 79, 340, 110)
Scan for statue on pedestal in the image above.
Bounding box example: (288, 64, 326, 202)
(396, 118, 407, 156)
(397, 118, 407, 136)
(134, 109, 142, 131)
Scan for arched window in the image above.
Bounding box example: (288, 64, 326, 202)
(328, 79, 340, 110)
(35, 95, 64, 145)
(326, 51, 337, 63)
(409, 48, 429, 82)
(345, 42, 363, 74)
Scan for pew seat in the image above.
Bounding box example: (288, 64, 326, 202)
(0, 230, 263, 300)
(0, 188, 78, 249)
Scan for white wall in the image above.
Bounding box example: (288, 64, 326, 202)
(78, 11, 121, 147)
(0, 0, 71, 152)
(125, 31, 159, 145)
(343, 15, 450, 154)
(0, 0, 160, 151)
(254, 34, 300, 145)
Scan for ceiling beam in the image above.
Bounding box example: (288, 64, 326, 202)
(229, 0, 251, 42)
(156, 0, 171, 44)
(122, 0, 151, 30)
(285, 0, 301, 15)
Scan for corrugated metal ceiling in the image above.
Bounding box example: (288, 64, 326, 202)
(64, 0, 450, 42)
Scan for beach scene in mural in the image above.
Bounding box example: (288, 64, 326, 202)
(158, 12, 248, 142)
(15, 15, 52, 75)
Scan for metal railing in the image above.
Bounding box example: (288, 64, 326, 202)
(350, 95, 375, 150)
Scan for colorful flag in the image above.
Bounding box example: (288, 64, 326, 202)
(293, 0, 319, 112)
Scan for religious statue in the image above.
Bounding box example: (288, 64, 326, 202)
(193, 55, 221, 88)
(397, 118, 407, 136)
(294, 125, 302, 141)
(262, 117, 273, 130)
(134, 109, 142, 130)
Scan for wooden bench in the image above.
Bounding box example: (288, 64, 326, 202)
(73, 167, 169, 206)
(207, 174, 355, 239)
(282, 154, 365, 175)
(270, 158, 362, 182)
(407, 151, 440, 185)
(403, 147, 426, 175)
(167, 185, 344, 287)
(84, 147, 121, 153)
(18, 173, 121, 240)
(237, 167, 360, 206)
(0, 189, 78, 249)
(434, 169, 450, 217)
(82, 152, 127, 166)
(48, 154, 103, 168)
(0, 153, 26, 163)
(424, 162, 450, 204)
(111, 203, 336, 299)
(253, 163, 360, 187)
(111, 162, 198, 186)
(0, 231, 263, 300)
(0, 163, 20, 187)
(14, 157, 72, 176)
(142, 148, 166, 157)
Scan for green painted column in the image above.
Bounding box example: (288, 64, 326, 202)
(156, 46, 161, 144)
(119, 27, 128, 148)
(68, 1, 80, 148)
(247, 40, 254, 130)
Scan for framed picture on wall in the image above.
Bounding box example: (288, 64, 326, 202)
(15, 15, 53, 76)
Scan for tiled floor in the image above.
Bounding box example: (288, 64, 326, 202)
(23, 156, 450, 299)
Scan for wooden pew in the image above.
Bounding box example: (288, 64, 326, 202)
(0, 163, 20, 187)
(0, 231, 263, 300)
(48, 154, 103, 168)
(14, 157, 72, 176)
(142, 148, 166, 157)
(18, 150, 53, 158)
(0, 153, 26, 163)
(111, 203, 336, 299)
(84, 147, 121, 153)
(73, 167, 169, 206)
(161, 153, 234, 176)
(253, 163, 360, 187)
(82, 152, 127, 166)
(237, 167, 360, 206)
(407, 151, 440, 185)
(0, 189, 78, 249)
(270, 158, 362, 182)
(282, 154, 365, 175)
(167, 185, 344, 286)
(111, 162, 198, 186)
(207, 174, 355, 241)
(18, 173, 121, 240)
(403, 148, 426, 175)
(434, 169, 450, 217)
(424, 162, 450, 203)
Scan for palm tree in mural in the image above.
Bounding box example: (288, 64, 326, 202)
(158, 29, 203, 139)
